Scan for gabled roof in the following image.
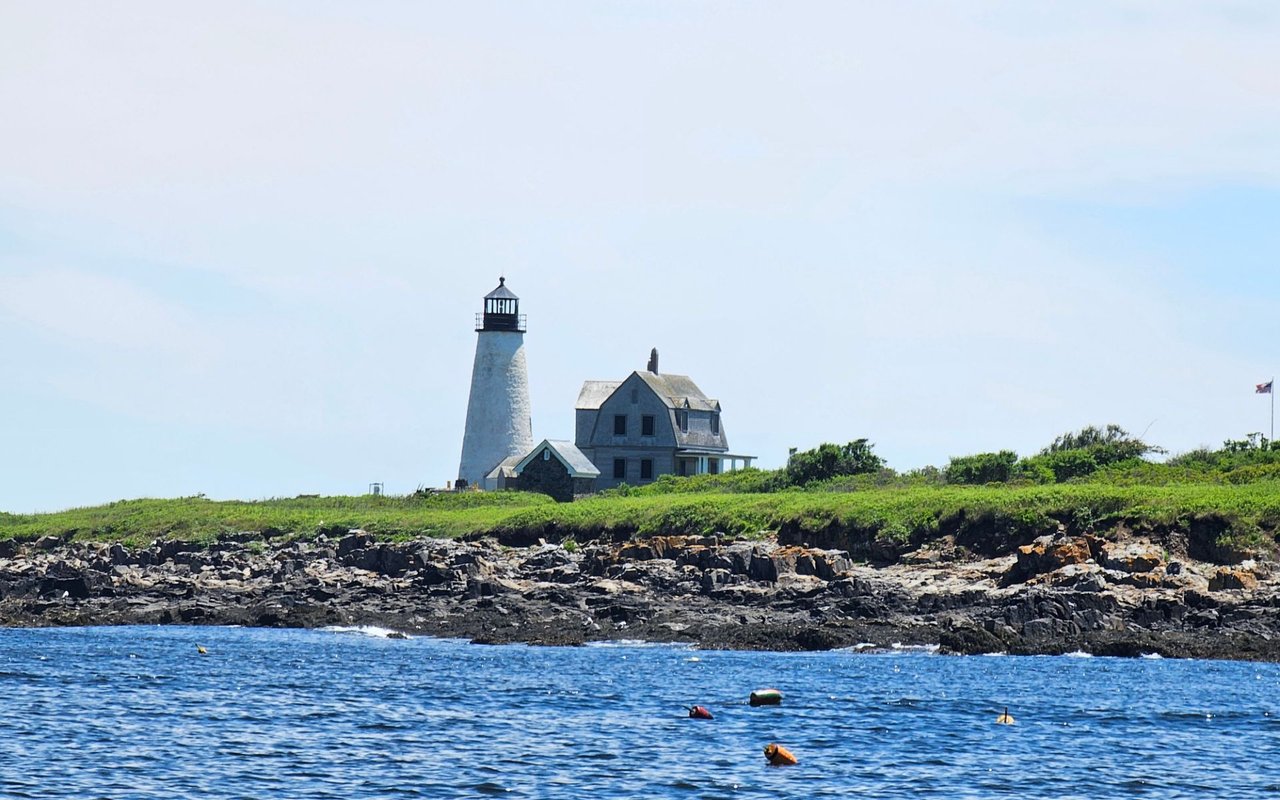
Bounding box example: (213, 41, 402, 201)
(575, 372, 720, 412)
(484, 277, 519, 301)
(575, 380, 623, 410)
(485, 454, 523, 480)
(515, 439, 601, 478)
(634, 371, 719, 412)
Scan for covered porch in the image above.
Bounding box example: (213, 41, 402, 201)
(675, 450, 756, 477)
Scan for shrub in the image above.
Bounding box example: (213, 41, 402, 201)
(945, 451, 1019, 484)
(1039, 449, 1099, 482)
(785, 440, 885, 486)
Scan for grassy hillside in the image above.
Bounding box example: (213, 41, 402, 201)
(4, 481, 1279, 560)
(0, 493, 555, 547)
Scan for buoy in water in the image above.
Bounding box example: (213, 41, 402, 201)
(688, 705, 714, 720)
(196, 645, 207, 655)
(763, 743, 798, 766)
(996, 706, 1015, 725)
(749, 689, 783, 706)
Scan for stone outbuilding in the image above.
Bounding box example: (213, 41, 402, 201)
(509, 439, 601, 502)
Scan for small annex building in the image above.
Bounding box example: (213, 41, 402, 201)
(575, 349, 754, 491)
(486, 439, 601, 501)
(503, 439, 601, 502)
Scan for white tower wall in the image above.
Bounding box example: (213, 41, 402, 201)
(458, 330, 533, 488)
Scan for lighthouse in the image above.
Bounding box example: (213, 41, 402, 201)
(457, 277, 534, 489)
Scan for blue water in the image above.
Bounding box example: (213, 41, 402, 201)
(1, 627, 1278, 799)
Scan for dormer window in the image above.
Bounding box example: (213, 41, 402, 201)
(676, 409, 688, 433)
(711, 413, 720, 435)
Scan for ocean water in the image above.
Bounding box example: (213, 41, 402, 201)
(1, 626, 1277, 799)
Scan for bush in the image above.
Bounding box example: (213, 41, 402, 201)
(785, 440, 885, 486)
(1039, 449, 1099, 482)
(945, 451, 1019, 484)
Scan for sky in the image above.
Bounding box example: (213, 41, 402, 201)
(2, 1, 1278, 512)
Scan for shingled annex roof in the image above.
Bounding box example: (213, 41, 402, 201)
(484, 454, 524, 481)
(515, 440, 602, 478)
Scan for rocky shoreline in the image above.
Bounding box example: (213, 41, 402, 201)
(2, 528, 1279, 660)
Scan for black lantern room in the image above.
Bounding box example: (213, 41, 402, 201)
(477, 277, 526, 332)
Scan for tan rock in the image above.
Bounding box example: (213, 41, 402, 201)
(1101, 542, 1164, 574)
(1208, 567, 1258, 592)
(1008, 537, 1092, 583)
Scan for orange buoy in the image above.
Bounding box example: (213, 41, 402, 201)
(763, 743, 798, 766)
(688, 705, 714, 720)
(749, 688, 783, 706)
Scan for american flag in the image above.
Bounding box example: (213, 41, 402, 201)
(1258, 380, 1274, 394)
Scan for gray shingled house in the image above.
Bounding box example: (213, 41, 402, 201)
(575, 350, 754, 490)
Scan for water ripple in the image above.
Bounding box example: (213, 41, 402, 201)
(1, 626, 1278, 798)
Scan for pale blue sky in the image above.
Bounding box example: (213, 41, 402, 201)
(2, 1, 1277, 512)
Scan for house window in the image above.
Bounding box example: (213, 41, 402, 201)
(676, 410, 688, 433)
(641, 415, 655, 436)
(679, 460, 688, 476)
(711, 414, 720, 435)
(613, 415, 627, 436)
(640, 459, 653, 480)
(630, 388, 638, 404)
(542, 449, 550, 461)
(709, 458, 720, 475)
(613, 458, 626, 479)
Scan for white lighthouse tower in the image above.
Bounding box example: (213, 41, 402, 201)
(457, 277, 534, 489)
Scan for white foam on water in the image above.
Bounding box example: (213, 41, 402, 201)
(890, 642, 941, 654)
(1140, 652, 1163, 659)
(320, 625, 406, 639)
(1065, 650, 1093, 658)
(584, 639, 695, 649)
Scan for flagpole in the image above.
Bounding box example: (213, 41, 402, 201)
(1272, 376, 1275, 445)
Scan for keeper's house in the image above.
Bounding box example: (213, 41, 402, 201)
(575, 349, 754, 490)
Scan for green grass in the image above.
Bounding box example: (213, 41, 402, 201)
(5, 482, 1279, 557)
(0, 493, 557, 548)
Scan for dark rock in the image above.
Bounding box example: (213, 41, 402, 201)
(414, 564, 458, 587)
(748, 550, 779, 582)
(40, 576, 92, 599)
(939, 622, 1007, 654)
(347, 544, 420, 577)
(337, 532, 375, 557)
(701, 569, 732, 592)
(1075, 573, 1107, 593)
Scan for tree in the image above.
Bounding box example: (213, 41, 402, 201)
(786, 440, 885, 485)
